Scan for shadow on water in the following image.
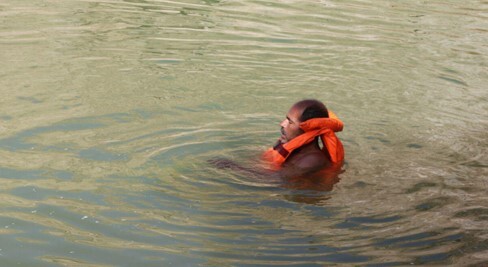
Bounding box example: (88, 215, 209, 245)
(282, 164, 343, 192)
(280, 163, 344, 205)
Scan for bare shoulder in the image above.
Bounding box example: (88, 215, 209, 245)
(290, 150, 328, 172)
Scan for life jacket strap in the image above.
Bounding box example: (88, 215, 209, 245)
(273, 142, 289, 158)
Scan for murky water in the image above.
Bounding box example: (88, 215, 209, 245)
(1, 0, 487, 266)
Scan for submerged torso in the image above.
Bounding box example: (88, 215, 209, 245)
(282, 141, 331, 174)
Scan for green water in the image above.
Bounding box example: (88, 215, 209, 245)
(0, 0, 487, 266)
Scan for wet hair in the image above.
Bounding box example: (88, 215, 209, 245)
(295, 99, 329, 122)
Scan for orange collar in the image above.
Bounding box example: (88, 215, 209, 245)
(263, 111, 344, 169)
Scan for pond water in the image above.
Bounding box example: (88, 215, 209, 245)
(1, 0, 487, 266)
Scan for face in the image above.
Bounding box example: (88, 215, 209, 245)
(279, 104, 304, 143)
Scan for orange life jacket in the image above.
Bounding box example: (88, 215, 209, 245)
(262, 111, 344, 170)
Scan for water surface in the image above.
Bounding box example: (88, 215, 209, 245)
(0, 0, 487, 266)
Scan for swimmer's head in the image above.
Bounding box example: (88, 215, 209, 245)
(279, 99, 329, 143)
(295, 99, 329, 122)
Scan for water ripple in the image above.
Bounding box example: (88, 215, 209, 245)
(0, 0, 487, 265)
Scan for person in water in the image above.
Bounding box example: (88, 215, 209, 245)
(210, 99, 344, 179)
(262, 99, 344, 175)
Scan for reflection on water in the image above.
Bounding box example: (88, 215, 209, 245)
(1, 0, 487, 265)
(283, 163, 343, 191)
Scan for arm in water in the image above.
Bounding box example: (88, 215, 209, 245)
(207, 156, 343, 191)
(207, 157, 279, 179)
(207, 155, 327, 180)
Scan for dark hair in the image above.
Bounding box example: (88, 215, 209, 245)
(296, 99, 329, 122)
